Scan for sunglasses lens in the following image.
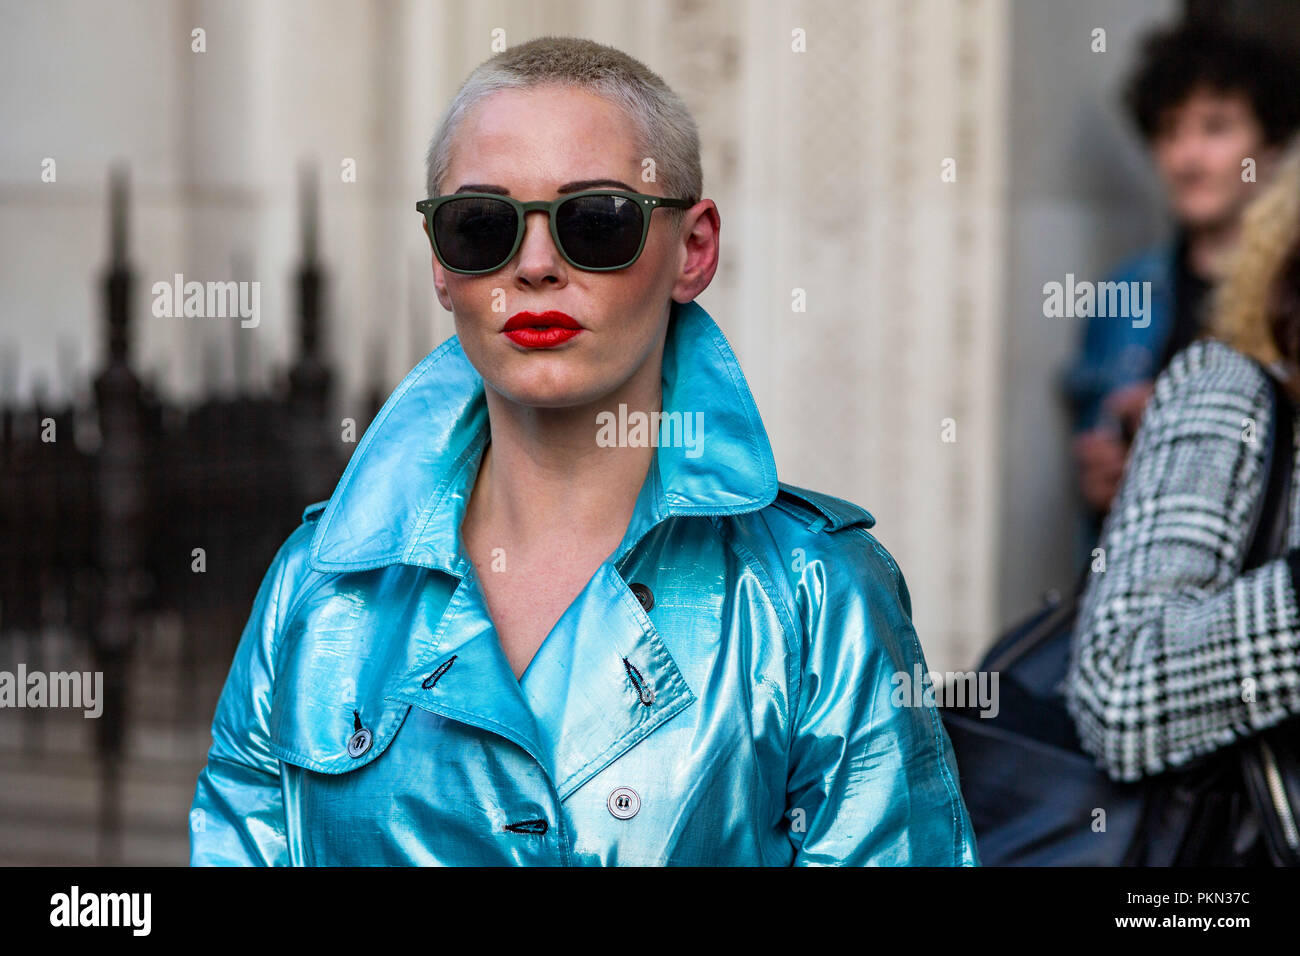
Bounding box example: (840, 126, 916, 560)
(432, 197, 518, 272)
(555, 193, 645, 268)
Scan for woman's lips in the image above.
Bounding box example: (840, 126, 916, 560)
(504, 327, 581, 348)
(502, 310, 583, 349)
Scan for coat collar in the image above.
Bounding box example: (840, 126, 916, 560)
(307, 298, 779, 576)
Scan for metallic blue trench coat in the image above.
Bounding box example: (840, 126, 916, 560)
(189, 298, 980, 866)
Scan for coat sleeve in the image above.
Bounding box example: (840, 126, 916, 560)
(189, 523, 313, 866)
(1066, 340, 1300, 781)
(784, 528, 979, 866)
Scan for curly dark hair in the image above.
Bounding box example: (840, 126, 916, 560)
(1124, 24, 1300, 146)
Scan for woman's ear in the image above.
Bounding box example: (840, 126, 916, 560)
(669, 199, 720, 304)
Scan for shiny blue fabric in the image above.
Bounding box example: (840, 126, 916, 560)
(189, 298, 980, 866)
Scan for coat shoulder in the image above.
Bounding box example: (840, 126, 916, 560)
(256, 508, 334, 649)
(1145, 338, 1275, 432)
(756, 483, 903, 600)
(720, 484, 916, 733)
(1158, 337, 1270, 395)
(731, 481, 894, 592)
(720, 482, 906, 657)
(765, 481, 876, 532)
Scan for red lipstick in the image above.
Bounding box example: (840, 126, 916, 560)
(502, 310, 583, 348)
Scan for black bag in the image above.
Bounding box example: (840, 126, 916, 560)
(943, 364, 1300, 865)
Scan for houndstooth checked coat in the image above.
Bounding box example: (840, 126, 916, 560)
(1066, 338, 1300, 782)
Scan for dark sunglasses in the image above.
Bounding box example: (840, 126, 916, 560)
(416, 189, 695, 275)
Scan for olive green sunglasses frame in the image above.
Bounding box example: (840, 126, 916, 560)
(415, 188, 695, 275)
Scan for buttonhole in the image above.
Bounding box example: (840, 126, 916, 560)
(422, 654, 458, 690)
(622, 657, 655, 706)
(504, 818, 549, 835)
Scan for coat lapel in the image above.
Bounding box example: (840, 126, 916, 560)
(518, 560, 696, 801)
(384, 560, 696, 799)
(385, 572, 551, 777)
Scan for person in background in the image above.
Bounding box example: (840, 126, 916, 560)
(1065, 25, 1300, 550)
(1067, 140, 1300, 785)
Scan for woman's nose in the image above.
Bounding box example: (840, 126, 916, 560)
(512, 210, 566, 283)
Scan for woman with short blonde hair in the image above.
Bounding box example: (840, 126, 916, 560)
(190, 35, 977, 867)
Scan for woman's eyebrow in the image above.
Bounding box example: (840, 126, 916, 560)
(454, 184, 510, 194)
(557, 178, 636, 193)
(452, 178, 637, 195)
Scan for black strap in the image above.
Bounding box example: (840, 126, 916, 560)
(1243, 365, 1295, 571)
(1235, 363, 1300, 866)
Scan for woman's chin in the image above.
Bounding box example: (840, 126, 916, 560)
(489, 373, 613, 411)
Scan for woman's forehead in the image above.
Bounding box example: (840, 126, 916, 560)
(449, 90, 642, 189)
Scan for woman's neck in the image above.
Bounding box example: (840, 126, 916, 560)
(462, 369, 662, 557)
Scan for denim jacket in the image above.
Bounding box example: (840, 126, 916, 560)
(1061, 241, 1176, 433)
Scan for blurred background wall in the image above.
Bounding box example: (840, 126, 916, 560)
(0, 0, 1278, 862)
(997, 0, 1176, 636)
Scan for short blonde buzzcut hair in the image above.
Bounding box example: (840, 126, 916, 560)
(424, 35, 702, 218)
